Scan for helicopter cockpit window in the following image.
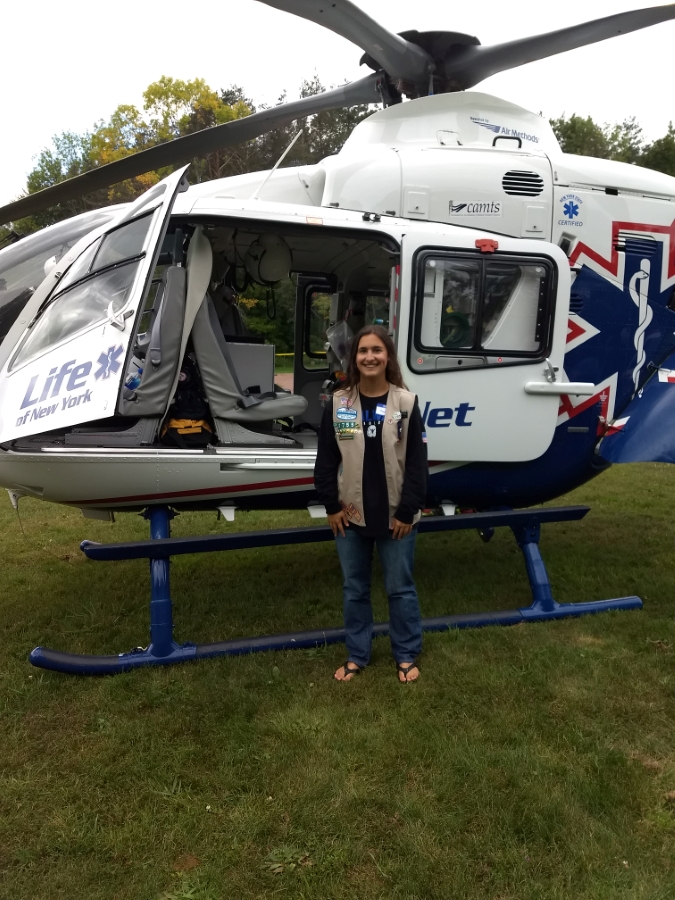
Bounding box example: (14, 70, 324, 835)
(0, 208, 119, 349)
(11, 263, 140, 368)
(9, 213, 155, 369)
(93, 214, 153, 272)
(52, 238, 102, 295)
(414, 252, 553, 367)
(43, 212, 153, 303)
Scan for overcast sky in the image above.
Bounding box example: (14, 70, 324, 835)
(2, 0, 674, 208)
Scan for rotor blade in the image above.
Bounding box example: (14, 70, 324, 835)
(446, 4, 675, 89)
(0, 75, 381, 228)
(256, 0, 432, 83)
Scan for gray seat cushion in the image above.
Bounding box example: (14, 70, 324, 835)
(220, 392, 307, 422)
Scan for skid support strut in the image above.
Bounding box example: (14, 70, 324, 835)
(29, 505, 642, 675)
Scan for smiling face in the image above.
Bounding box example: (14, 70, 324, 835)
(356, 333, 389, 384)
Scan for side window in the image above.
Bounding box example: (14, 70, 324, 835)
(412, 252, 553, 371)
(303, 289, 330, 371)
(421, 258, 480, 350)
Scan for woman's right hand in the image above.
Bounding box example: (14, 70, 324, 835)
(327, 510, 350, 537)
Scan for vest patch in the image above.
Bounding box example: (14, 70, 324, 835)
(342, 502, 362, 523)
(336, 407, 357, 421)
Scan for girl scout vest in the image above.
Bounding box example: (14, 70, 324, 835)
(332, 385, 421, 529)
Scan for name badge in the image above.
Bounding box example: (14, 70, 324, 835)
(336, 407, 357, 421)
(376, 404, 387, 417)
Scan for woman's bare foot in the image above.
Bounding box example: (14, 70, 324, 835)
(334, 661, 362, 681)
(397, 662, 420, 683)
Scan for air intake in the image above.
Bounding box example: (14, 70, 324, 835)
(614, 231, 659, 257)
(569, 292, 584, 315)
(502, 171, 544, 196)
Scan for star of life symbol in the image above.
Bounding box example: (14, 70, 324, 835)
(95, 345, 124, 380)
(563, 201, 579, 219)
(629, 260, 652, 391)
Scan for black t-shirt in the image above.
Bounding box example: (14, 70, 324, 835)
(360, 391, 390, 536)
(314, 389, 428, 538)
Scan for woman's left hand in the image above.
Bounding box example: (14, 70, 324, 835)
(391, 519, 412, 540)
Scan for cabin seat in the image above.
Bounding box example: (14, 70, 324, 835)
(191, 294, 308, 423)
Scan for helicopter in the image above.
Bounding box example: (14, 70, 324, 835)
(0, 2, 674, 673)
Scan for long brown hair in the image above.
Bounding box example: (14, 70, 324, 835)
(342, 324, 407, 391)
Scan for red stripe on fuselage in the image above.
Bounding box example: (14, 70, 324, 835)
(69, 475, 316, 507)
(570, 218, 675, 281)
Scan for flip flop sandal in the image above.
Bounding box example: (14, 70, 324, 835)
(336, 662, 362, 680)
(396, 662, 420, 682)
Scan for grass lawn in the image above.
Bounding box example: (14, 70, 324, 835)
(1, 464, 674, 899)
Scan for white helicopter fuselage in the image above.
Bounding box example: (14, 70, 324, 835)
(1, 93, 674, 517)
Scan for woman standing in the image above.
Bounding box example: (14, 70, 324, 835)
(314, 325, 428, 683)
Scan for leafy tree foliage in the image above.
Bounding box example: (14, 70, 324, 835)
(14, 76, 371, 234)
(23, 132, 106, 231)
(550, 114, 611, 158)
(639, 124, 675, 178)
(14, 78, 252, 232)
(551, 112, 675, 177)
(550, 114, 646, 164)
(238, 280, 296, 352)
(606, 118, 645, 165)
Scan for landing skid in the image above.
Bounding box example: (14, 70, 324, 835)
(29, 506, 642, 675)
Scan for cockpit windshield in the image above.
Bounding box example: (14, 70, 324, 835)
(0, 208, 122, 346)
(10, 211, 155, 369)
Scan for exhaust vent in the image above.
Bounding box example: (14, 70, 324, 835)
(502, 170, 544, 196)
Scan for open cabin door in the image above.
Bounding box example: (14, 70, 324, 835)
(0, 168, 188, 444)
(398, 232, 573, 462)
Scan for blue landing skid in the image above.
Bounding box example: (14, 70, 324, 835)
(30, 505, 642, 675)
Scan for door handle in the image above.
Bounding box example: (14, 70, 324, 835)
(107, 302, 133, 331)
(524, 382, 595, 396)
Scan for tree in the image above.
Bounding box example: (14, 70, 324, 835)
(15, 78, 253, 232)
(21, 131, 108, 231)
(606, 117, 645, 164)
(638, 124, 675, 178)
(298, 76, 372, 162)
(550, 112, 675, 178)
(550, 114, 610, 158)
(14, 75, 373, 234)
(238, 279, 296, 352)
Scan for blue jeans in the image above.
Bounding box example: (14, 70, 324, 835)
(335, 526, 422, 668)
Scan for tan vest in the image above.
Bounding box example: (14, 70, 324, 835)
(332, 385, 421, 529)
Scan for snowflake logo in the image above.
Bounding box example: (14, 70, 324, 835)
(563, 201, 580, 219)
(95, 345, 124, 380)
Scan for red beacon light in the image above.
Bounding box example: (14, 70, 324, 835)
(476, 239, 499, 253)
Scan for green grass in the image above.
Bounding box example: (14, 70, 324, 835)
(1, 464, 675, 899)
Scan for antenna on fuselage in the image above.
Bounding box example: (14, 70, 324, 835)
(250, 127, 305, 201)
